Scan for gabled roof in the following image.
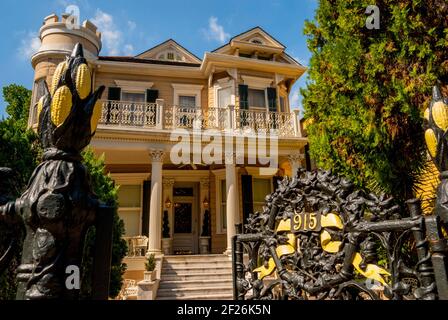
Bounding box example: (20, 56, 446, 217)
(136, 39, 202, 63)
(212, 26, 286, 53)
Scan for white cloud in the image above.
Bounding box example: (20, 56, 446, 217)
(92, 10, 122, 55)
(124, 44, 134, 56)
(290, 88, 301, 111)
(127, 21, 136, 31)
(18, 31, 41, 60)
(204, 16, 230, 44)
(91, 10, 138, 56)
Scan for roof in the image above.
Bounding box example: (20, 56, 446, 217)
(98, 56, 201, 67)
(212, 26, 286, 53)
(135, 38, 202, 63)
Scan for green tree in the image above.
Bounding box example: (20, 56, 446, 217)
(80, 148, 127, 299)
(0, 84, 38, 299)
(301, 0, 448, 202)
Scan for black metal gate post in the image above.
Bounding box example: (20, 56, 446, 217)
(92, 204, 114, 300)
(425, 215, 448, 300)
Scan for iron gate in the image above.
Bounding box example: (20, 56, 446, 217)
(232, 86, 448, 300)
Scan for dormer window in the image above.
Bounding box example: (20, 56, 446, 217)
(250, 37, 264, 45)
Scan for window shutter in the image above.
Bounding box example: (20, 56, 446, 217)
(241, 175, 253, 231)
(238, 84, 249, 109)
(305, 144, 312, 171)
(146, 89, 159, 103)
(141, 180, 151, 237)
(107, 87, 121, 101)
(267, 87, 277, 112)
(273, 176, 282, 192)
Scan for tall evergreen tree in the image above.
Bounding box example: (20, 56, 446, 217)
(301, 0, 448, 202)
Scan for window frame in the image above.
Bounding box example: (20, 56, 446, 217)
(172, 83, 203, 108)
(252, 178, 273, 213)
(213, 77, 235, 109)
(117, 183, 143, 237)
(111, 173, 149, 237)
(213, 169, 227, 234)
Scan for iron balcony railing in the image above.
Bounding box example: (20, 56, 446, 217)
(98, 99, 302, 137)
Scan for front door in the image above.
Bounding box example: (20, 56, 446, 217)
(172, 186, 199, 254)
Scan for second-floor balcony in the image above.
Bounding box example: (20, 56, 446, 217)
(98, 100, 302, 138)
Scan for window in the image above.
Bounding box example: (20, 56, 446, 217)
(218, 87, 232, 108)
(251, 39, 263, 44)
(118, 185, 142, 237)
(179, 95, 196, 107)
(121, 92, 145, 103)
(31, 79, 47, 124)
(248, 88, 266, 108)
(167, 52, 175, 60)
(252, 178, 271, 213)
(32, 79, 47, 105)
(220, 179, 227, 230)
(239, 53, 252, 58)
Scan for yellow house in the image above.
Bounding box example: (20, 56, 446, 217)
(28, 14, 308, 270)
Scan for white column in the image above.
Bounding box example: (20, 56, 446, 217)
(224, 153, 240, 255)
(147, 149, 165, 254)
(288, 153, 304, 178)
(293, 109, 302, 137)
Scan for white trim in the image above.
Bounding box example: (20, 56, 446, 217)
(111, 172, 150, 185)
(214, 77, 235, 108)
(241, 75, 273, 89)
(114, 80, 154, 93)
(213, 169, 227, 234)
(116, 182, 144, 237)
(172, 83, 203, 107)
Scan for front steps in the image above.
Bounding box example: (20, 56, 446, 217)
(157, 254, 234, 300)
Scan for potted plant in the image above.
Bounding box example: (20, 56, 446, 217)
(199, 210, 211, 254)
(144, 253, 156, 281)
(161, 210, 172, 255)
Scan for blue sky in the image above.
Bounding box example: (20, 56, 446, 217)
(0, 0, 317, 118)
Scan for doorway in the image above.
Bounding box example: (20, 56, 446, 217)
(172, 183, 199, 254)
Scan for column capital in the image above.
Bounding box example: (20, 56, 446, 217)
(149, 149, 165, 162)
(200, 178, 210, 189)
(163, 178, 175, 189)
(288, 152, 304, 164)
(225, 152, 236, 165)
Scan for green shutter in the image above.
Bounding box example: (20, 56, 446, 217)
(141, 180, 151, 236)
(107, 87, 121, 101)
(305, 144, 312, 171)
(146, 89, 159, 103)
(273, 176, 282, 192)
(241, 175, 253, 230)
(238, 84, 249, 109)
(267, 87, 277, 112)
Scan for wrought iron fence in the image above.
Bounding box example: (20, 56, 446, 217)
(232, 169, 448, 300)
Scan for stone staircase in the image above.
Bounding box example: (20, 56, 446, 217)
(157, 254, 234, 300)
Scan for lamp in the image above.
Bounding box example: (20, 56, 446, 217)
(203, 197, 209, 208)
(165, 198, 172, 209)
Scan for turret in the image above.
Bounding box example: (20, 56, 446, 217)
(29, 13, 102, 127)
